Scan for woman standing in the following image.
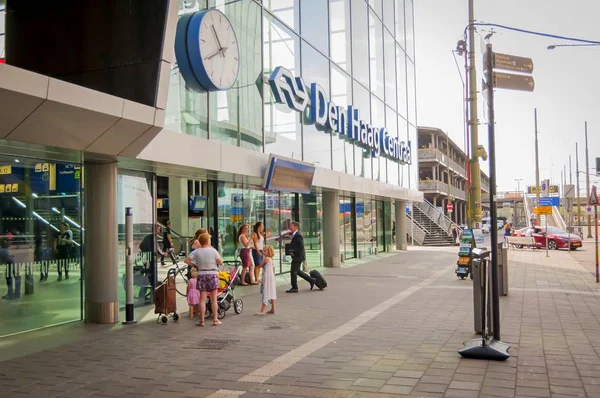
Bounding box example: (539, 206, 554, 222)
(184, 233, 223, 326)
(190, 228, 207, 253)
(251, 222, 265, 283)
(237, 224, 257, 286)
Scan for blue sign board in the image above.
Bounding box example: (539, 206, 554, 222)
(538, 197, 559, 206)
(268, 66, 411, 165)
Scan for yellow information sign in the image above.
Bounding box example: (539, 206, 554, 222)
(535, 206, 552, 215)
(0, 165, 12, 175)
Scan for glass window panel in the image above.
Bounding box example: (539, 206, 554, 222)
(368, 0, 382, 17)
(329, 0, 352, 72)
(369, 9, 384, 99)
(301, 42, 331, 168)
(408, 123, 418, 189)
(263, 0, 300, 32)
(405, 0, 414, 60)
(301, 0, 329, 56)
(331, 65, 354, 174)
(384, 30, 397, 111)
(299, 193, 322, 268)
(407, 59, 416, 125)
(264, 14, 302, 160)
(353, 80, 371, 179)
(398, 114, 409, 187)
(396, 44, 407, 118)
(386, 108, 399, 185)
(372, 95, 384, 182)
(277, 192, 297, 274)
(0, 156, 83, 337)
(362, 199, 374, 255)
(382, 0, 394, 34)
(209, 0, 262, 151)
(351, 0, 369, 88)
(395, 0, 405, 48)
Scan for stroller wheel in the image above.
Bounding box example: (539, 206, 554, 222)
(234, 299, 243, 314)
(173, 313, 179, 321)
(161, 315, 168, 324)
(205, 308, 212, 319)
(218, 309, 226, 319)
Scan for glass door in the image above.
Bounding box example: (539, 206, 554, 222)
(376, 200, 385, 253)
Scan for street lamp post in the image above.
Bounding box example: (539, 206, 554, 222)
(585, 122, 593, 238)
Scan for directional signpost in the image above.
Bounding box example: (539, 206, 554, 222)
(492, 72, 535, 92)
(492, 52, 534, 73)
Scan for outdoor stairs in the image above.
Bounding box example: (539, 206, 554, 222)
(410, 204, 455, 246)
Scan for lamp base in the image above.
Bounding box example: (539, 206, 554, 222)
(458, 338, 511, 361)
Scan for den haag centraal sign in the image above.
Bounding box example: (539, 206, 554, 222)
(268, 66, 412, 165)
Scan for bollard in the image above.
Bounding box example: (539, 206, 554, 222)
(472, 256, 483, 334)
(25, 262, 34, 295)
(123, 207, 137, 325)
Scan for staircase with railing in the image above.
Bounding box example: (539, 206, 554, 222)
(407, 200, 456, 246)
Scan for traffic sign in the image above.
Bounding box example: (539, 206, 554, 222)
(493, 52, 534, 74)
(564, 184, 575, 199)
(492, 72, 535, 92)
(447, 202, 453, 212)
(541, 179, 550, 197)
(589, 185, 599, 206)
(539, 197, 560, 207)
(585, 205, 594, 215)
(537, 206, 552, 215)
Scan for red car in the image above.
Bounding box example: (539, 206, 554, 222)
(512, 226, 583, 250)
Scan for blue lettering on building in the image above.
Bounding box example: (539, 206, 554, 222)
(268, 66, 411, 165)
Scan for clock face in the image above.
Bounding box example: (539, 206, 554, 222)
(187, 9, 240, 91)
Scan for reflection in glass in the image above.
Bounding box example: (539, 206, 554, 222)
(384, 30, 397, 111)
(301, 0, 329, 56)
(376, 200, 385, 252)
(353, 80, 371, 179)
(165, 68, 209, 138)
(382, 0, 394, 34)
(264, 15, 302, 159)
(361, 199, 374, 256)
(395, 0, 405, 49)
(118, 171, 155, 309)
(302, 42, 332, 168)
(351, 0, 369, 88)
(329, 0, 352, 72)
(0, 156, 82, 337)
(263, 0, 300, 31)
(209, 0, 262, 151)
(396, 44, 408, 118)
(386, 107, 399, 186)
(368, 0, 382, 17)
(405, 0, 415, 60)
(407, 60, 416, 125)
(371, 95, 385, 182)
(399, 114, 409, 186)
(369, 9, 384, 99)
(339, 197, 355, 260)
(331, 65, 354, 174)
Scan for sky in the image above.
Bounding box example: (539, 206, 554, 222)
(414, 0, 600, 194)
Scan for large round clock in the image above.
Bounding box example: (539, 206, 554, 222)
(175, 9, 240, 92)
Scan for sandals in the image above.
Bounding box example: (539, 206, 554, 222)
(213, 320, 222, 326)
(196, 321, 205, 327)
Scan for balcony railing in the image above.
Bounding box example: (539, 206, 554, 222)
(418, 148, 467, 177)
(418, 180, 467, 201)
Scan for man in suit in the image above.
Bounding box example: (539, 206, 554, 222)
(285, 221, 315, 293)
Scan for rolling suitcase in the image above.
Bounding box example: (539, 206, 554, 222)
(310, 270, 327, 291)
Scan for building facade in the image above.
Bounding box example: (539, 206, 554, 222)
(417, 126, 490, 225)
(0, 0, 420, 337)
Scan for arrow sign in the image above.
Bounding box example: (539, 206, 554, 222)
(492, 72, 535, 92)
(589, 185, 599, 206)
(493, 52, 534, 74)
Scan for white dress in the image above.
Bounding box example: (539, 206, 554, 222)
(261, 257, 277, 305)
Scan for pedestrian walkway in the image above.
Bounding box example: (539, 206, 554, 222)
(1, 246, 599, 397)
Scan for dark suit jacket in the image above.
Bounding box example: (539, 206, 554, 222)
(287, 232, 306, 262)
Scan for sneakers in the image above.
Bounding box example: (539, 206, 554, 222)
(286, 288, 298, 293)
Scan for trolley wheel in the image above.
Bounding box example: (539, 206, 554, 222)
(161, 315, 168, 324)
(173, 313, 179, 321)
(218, 309, 226, 319)
(234, 299, 243, 314)
(205, 309, 212, 319)
(459, 276, 466, 280)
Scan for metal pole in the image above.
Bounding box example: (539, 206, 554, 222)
(485, 44, 501, 341)
(595, 203, 599, 283)
(123, 207, 137, 325)
(585, 122, 593, 238)
(468, 0, 481, 230)
(534, 109, 540, 221)
(576, 143, 581, 228)
(545, 213, 549, 258)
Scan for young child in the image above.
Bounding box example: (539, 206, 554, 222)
(187, 268, 200, 318)
(256, 246, 276, 315)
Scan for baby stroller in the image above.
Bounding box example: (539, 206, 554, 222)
(154, 269, 180, 324)
(205, 261, 244, 320)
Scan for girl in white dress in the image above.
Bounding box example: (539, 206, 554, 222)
(256, 245, 277, 315)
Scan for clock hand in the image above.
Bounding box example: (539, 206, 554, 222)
(211, 25, 225, 57)
(204, 47, 228, 61)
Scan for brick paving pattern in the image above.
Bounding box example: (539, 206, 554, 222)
(0, 246, 599, 397)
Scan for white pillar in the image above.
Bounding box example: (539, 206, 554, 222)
(84, 162, 119, 324)
(395, 200, 407, 250)
(168, 177, 189, 236)
(322, 191, 340, 267)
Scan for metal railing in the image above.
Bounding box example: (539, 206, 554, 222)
(418, 180, 467, 200)
(415, 199, 454, 236)
(407, 216, 427, 245)
(552, 206, 567, 231)
(417, 149, 467, 177)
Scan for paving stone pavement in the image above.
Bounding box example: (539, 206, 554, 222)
(1, 246, 599, 398)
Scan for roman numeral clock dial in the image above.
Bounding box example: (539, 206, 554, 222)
(175, 9, 240, 92)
